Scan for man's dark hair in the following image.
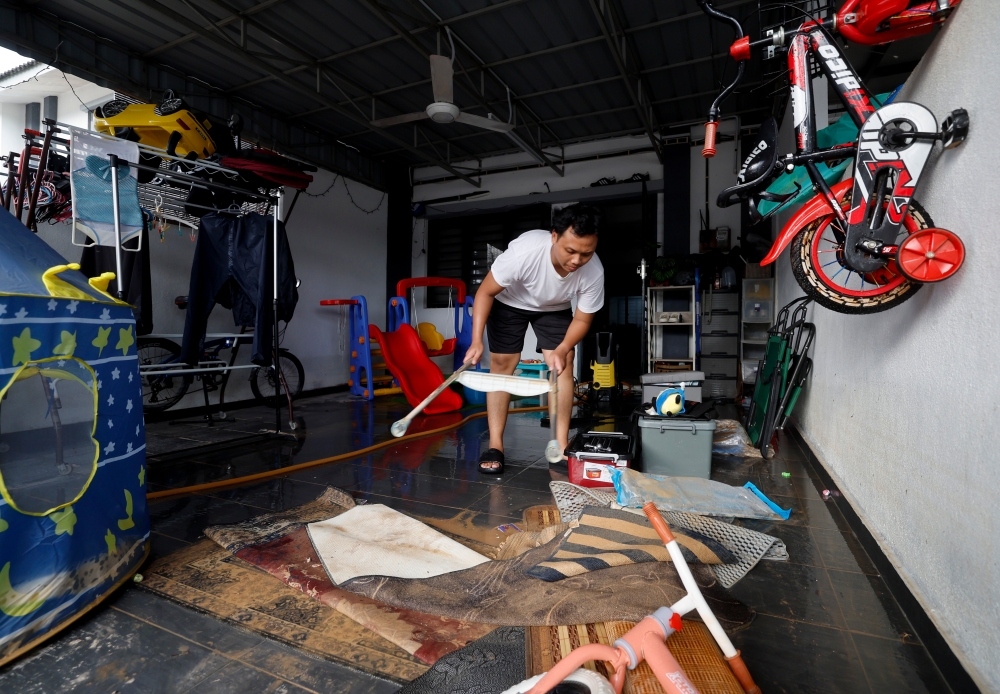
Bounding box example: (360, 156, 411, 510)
(552, 203, 601, 237)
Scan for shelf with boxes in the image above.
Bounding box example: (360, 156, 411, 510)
(699, 288, 739, 400)
(647, 285, 696, 374)
(741, 277, 775, 384)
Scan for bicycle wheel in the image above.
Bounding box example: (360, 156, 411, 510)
(138, 338, 190, 411)
(250, 350, 304, 407)
(790, 192, 929, 314)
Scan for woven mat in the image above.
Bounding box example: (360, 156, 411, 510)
(550, 481, 788, 588)
(527, 620, 744, 694)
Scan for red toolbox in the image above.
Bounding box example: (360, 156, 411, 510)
(566, 431, 635, 488)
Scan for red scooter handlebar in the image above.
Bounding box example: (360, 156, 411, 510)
(702, 121, 719, 159)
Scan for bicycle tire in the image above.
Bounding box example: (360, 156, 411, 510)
(138, 337, 190, 411)
(790, 193, 929, 314)
(250, 350, 304, 407)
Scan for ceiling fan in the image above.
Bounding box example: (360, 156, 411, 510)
(370, 54, 514, 133)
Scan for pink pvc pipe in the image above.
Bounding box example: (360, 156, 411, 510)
(525, 644, 626, 694)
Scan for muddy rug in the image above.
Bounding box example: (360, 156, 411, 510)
(397, 626, 527, 694)
(340, 538, 753, 629)
(201, 487, 495, 666)
(139, 539, 430, 683)
(206, 489, 754, 631)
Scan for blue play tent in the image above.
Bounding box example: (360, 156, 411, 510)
(0, 207, 148, 664)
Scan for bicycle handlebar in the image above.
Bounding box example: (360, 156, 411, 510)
(698, 0, 747, 158)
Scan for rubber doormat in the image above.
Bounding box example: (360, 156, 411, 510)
(527, 620, 745, 694)
(140, 539, 430, 682)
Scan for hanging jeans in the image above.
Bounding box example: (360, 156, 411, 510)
(180, 212, 298, 366)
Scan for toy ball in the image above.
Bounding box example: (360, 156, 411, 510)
(655, 388, 686, 416)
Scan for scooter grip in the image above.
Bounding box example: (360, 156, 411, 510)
(642, 503, 675, 543)
(702, 121, 718, 158)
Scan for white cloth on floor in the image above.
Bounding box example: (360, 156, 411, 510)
(307, 504, 490, 585)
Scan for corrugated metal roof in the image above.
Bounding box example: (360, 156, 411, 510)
(0, 0, 928, 185)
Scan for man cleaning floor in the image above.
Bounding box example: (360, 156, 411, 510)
(463, 203, 605, 474)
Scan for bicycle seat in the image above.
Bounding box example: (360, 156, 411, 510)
(717, 117, 780, 208)
(174, 295, 188, 309)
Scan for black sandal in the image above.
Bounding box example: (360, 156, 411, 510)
(478, 448, 505, 475)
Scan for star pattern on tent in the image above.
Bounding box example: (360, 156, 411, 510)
(47, 299, 57, 311)
(100, 308, 110, 321)
(49, 506, 77, 536)
(107, 419, 114, 429)
(15, 307, 27, 319)
(12, 328, 41, 366)
(66, 301, 79, 314)
(126, 442, 133, 454)
(112, 367, 120, 380)
(107, 394, 115, 406)
(92, 326, 111, 356)
(57, 360, 66, 367)
(97, 379, 102, 390)
(105, 529, 116, 555)
(138, 466, 145, 486)
(116, 326, 134, 356)
(135, 424, 140, 436)
(128, 371, 133, 383)
(104, 441, 115, 455)
(0, 304, 6, 316)
(52, 330, 77, 357)
(126, 399, 133, 413)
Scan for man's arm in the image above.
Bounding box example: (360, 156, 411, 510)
(548, 310, 595, 375)
(463, 271, 505, 365)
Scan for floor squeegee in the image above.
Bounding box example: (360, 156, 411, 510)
(390, 365, 564, 464)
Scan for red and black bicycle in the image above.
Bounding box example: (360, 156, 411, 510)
(701, 0, 968, 314)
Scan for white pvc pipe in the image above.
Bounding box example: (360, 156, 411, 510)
(665, 540, 738, 658)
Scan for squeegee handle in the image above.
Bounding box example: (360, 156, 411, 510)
(401, 361, 472, 424)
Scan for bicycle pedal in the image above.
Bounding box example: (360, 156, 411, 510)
(941, 108, 969, 150)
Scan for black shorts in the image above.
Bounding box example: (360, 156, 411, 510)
(486, 300, 573, 354)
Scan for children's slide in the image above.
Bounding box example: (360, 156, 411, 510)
(368, 323, 463, 414)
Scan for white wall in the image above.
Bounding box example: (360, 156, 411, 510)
(774, 3, 999, 688)
(36, 167, 387, 407)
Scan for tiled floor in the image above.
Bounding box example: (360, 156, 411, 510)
(0, 393, 958, 693)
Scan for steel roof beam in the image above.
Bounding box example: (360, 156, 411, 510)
(142, 0, 291, 57)
(222, 0, 530, 94)
(0, 0, 386, 189)
(587, 0, 662, 162)
(198, 0, 479, 163)
(131, 0, 481, 187)
(357, 0, 564, 177)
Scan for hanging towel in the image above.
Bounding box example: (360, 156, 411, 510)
(70, 129, 143, 245)
(307, 504, 490, 585)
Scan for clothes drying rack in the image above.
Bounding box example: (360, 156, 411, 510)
(2, 119, 295, 435)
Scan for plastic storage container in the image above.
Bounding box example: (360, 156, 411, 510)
(701, 357, 738, 379)
(701, 314, 739, 335)
(743, 300, 773, 322)
(567, 431, 635, 488)
(638, 415, 717, 478)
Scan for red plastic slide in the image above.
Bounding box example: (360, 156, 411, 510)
(368, 323, 463, 414)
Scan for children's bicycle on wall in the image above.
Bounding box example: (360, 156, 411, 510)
(700, 0, 968, 314)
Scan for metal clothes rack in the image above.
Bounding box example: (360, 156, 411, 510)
(5, 120, 293, 435)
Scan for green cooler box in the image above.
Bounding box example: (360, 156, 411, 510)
(637, 415, 717, 478)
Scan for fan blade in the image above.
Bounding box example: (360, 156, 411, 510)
(429, 54, 454, 104)
(455, 112, 514, 132)
(371, 112, 429, 128)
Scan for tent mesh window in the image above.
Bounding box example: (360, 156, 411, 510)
(0, 358, 98, 514)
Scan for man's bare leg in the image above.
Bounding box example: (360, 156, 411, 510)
(483, 352, 520, 469)
(541, 348, 575, 453)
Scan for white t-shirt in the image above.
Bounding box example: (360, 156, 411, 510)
(490, 229, 604, 313)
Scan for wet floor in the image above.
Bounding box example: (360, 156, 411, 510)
(0, 392, 960, 693)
